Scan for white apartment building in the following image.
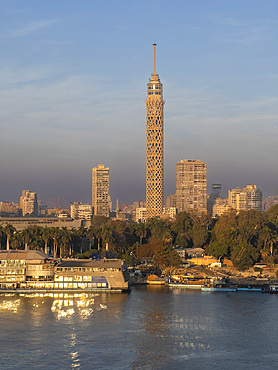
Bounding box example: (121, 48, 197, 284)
(20, 190, 38, 216)
(70, 202, 92, 220)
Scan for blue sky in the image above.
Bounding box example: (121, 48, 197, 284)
(0, 0, 277, 206)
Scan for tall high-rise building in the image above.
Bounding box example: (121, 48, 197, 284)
(20, 190, 38, 216)
(92, 164, 110, 217)
(146, 43, 165, 219)
(176, 160, 207, 214)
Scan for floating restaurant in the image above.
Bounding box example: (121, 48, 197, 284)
(0, 250, 130, 293)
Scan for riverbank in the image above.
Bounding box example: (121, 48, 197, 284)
(130, 264, 278, 292)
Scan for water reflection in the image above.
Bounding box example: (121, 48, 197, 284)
(69, 333, 80, 368)
(1, 289, 278, 369)
(0, 292, 111, 321)
(133, 288, 172, 369)
(47, 293, 101, 319)
(0, 298, 20, 312)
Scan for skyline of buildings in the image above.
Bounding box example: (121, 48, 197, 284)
(0, 40, 276, 217)
(0, 179, 277, 221)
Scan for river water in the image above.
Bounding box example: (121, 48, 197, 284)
(1, 286, 278, 369)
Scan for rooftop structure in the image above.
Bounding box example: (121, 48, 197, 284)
(0, 217, 86, 231)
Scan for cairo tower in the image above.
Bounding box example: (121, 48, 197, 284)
(145, 43, 165, 219)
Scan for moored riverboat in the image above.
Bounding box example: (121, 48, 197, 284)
(236, 287, 264, 292)
(166, 274, 205, 289)
(0, 250, 130, 293)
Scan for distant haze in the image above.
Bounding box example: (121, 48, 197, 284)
(1, 1, 277, 207)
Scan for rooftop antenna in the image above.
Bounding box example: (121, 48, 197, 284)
(153, 43, 157, 74)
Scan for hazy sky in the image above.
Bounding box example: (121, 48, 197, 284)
(1, 0, 277, 207)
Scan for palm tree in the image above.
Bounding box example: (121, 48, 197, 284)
(42, 228, 51, 255)
(21, 228, 33, 250)
(134, 223, 146, 245)
(59, 229, 71, 258)
(4, 224, 16, 250)
(101, 225, 113, 252)
(75, 227, 87, 254)
(87, 226, 97, 249)
(95, 227, 102, 251)
(49, 227, 61, 258)
(10, 233, 22, 250)
(0, 226, 4, 250)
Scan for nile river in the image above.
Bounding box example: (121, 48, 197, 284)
(1, 286, 278, 369)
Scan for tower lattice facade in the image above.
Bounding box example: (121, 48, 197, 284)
(145, 43, 165, 219)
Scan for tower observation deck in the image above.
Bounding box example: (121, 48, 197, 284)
(145, 43, 165, 219)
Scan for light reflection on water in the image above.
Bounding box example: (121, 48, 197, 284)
(1, 287, 278, 369)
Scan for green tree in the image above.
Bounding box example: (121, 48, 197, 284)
(267, 204, 278, 228)
(10, 233, 22, 250)
(4, 224, 16, 250)
(134, 223, 147, 245)
(0, 226, 5, 250)
(171, 212, 193, 247)
(231, 241, 260, 270)
(42, 228, 51, 254)
(171, 212, 193, 234)
(191, 213, 214, 248)
(136, 239, 181, 269)
(91, 215, 109, 228)
(49, 227, 60, 258)
(75, 227, 87, 254)
(212, 210, 238, 248)
(87, 226, 97, 249)
(205, 241, 229, 259)
(95, 227, 102, 250)
(59, 229, 71, 258)
(145, 218, 169, 241)
(101, 225, 113, 251)
(153, 243, 181, 269)
(21, 228, 33, 250)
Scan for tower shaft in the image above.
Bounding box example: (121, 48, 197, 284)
(145, 44, 165, 219)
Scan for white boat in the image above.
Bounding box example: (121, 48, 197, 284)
(167, 282, 203, 289)
(201, 286, 237, 292)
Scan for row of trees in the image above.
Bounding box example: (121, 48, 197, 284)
(0, 205, 277, 270)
